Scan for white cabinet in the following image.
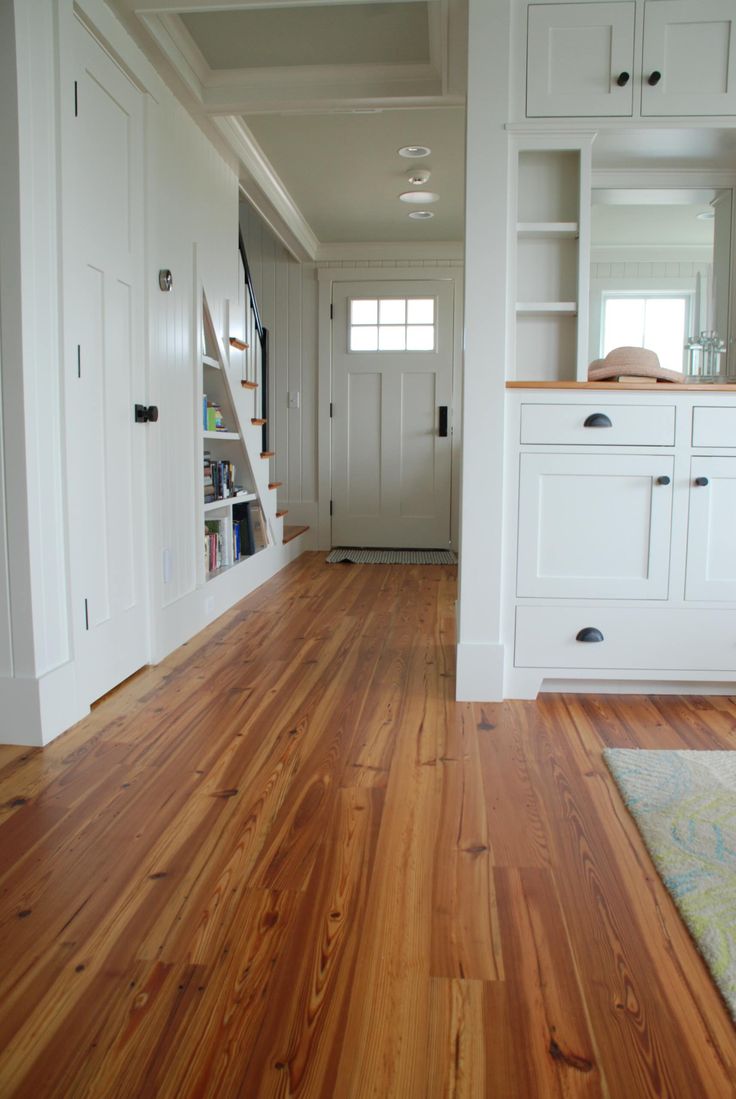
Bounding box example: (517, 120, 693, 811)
(527, 2, 636, 117)
(526, 0, 736, 119)
(517, 452, 673, 598)
(685, 457, 736, 601)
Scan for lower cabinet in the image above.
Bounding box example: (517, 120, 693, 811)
(686, 457, 736, 601)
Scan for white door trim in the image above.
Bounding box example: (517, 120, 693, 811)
(317, 265, 464, 551)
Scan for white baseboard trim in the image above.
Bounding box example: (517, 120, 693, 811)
(0, 661, 86, 747)
(455, 641, 505, 702)
(540, 678, 736, 696)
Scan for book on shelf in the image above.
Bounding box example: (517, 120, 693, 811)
(203, 453, 237, 503)
(204, 514, 247, 574)
(250, 503, 269, 550)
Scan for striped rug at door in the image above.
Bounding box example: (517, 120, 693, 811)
(326, 548, 457, 565)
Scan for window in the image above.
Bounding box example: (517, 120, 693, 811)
(601, 294, 690, 374)
(349, 298, 435, 352)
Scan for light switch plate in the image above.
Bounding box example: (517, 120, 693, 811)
(288, 390, 300, 410)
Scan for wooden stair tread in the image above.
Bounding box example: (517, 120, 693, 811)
(229, 337, 249, 351)
(283, 524, 309, 544)
(251, 418, 267, 426)
(260, 451, 276, 459)
(276, 509, 288, 518)
(241, 380, 258, 390)
(268, 481, 283, 490)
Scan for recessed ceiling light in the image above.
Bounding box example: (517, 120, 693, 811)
(406, 169, 431, 185)
(398, 145, 431, 158)
(409, 210, 434, 220)
(697, 210, 715, 220)
(399, 191, 439, 204)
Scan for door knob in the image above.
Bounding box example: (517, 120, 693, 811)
(656, 476, 671, 485)
(616, 72, 630, 87)
(648, 71, 662, 86)
(695, 476, 709, 487)
(135, 404, 159, 423)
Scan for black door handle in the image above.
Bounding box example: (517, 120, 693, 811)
(135, 404, 159, 423)
(576, 627, 604, 643)
(616, 71, 630, 87)
(695, 476, 709, 487)
(438, 406, 448, 437)
(583, 413, 612, 428)
(648, 71, 662, 86)
(656, 476, 671, 485)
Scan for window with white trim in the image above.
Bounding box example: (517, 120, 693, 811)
(349, 298, 436, 352)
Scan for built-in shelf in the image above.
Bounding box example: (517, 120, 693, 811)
(516, 302, 578, 315)
(203, 430, 240, 441)
(203, 493, 257, 513)
(207, 547, 266, 581)
(517, 221, 579, 238)
(203, 355, 220, 369)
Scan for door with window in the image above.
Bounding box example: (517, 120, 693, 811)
(331, 280, 454, 548)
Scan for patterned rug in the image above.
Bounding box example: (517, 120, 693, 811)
(326, 548, 456, 565)
(604, 749, 736, 1021)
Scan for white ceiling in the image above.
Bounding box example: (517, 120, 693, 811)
(109, 0, 467, 251)
(592, 203, 715, 247)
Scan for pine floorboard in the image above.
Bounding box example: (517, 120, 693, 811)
(0, 552, 735, 1097)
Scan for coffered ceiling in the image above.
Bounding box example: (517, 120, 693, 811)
(109, 0, 468, 254)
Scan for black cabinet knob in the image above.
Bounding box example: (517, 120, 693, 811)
(695, 476, 709, 487)
(583, 412, 612, 428)
(656, 476, 671, 485)
(648, 71, 662, 86)
(616, 71, 630, 87)
(576, 627, 604, 643)
(135, 404, 159, 424)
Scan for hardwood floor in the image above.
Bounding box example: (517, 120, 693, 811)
(0, 553, 735, 1097)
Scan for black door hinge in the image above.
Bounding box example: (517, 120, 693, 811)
(329, 500, 333, 516)
(329, 402, 333, 418)
(330, 303, 334, 320)
(74, 81, 78, 117)
(77, 344, 81, 378)
(84, 598, 89, 631)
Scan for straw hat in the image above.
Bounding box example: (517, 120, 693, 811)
(588, 345, 685, 383)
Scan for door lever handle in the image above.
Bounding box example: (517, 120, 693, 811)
(438, 406, 448, 437)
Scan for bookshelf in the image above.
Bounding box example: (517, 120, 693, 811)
(200, 292, 270, 580)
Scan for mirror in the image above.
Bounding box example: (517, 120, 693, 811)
(589, 188, 733, 378)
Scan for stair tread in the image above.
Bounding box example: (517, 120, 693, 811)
(268, 481, 283, 490)
(260, 451, 276, 458)
(276, 509, 288, 518)
(251, 418, 267, 425)
(283, 524, 309, 545)
(241, 380, 258, 390)
(229, 337, 248, 351)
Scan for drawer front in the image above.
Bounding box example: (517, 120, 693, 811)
(692, 406, 736, 448)
(515, 606, 736, 672)
(520, 403, 675, 446)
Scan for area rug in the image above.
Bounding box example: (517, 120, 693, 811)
(604, 749, 736, 1021)
(326, 548, 457, 564)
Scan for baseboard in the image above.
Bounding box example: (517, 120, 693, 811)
(0, 661, 85, 747)
(455, 641, 505, 702)
(540, 678, 736, 696)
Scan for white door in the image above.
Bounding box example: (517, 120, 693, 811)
(685, 458, 736, 601)
(527, 2, 635, 117)
(64, 21, 149, 704)
(331, 280, 454, 548)
(642, 0, 736, 117)
(517, 453, 674, 599)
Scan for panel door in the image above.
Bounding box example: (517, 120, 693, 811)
(65, 20, 149, 704)
(685, 457, 736, 600)
(642, 0, 736, 116)
(331, 281, 454, 548)
(527, 2, 635, 117)
(517, 453, 674, 599)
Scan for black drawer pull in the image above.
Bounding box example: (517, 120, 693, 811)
(656, 476, 670, 486)
(648, 70, 662, 86)
(695, 476, 709, 487)
(583, 413, 612, 428)
(576, 627, 604, 643)
(616, 71, 630, 87)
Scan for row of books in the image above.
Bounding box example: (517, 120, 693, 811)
(204, 452, 237, 502)
(204, 501, 269, 575)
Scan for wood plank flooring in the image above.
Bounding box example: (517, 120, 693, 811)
(0, 552, 735, 1097)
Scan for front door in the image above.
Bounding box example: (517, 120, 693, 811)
(64, 19, 149, 704)
(331, 280, 454, 548)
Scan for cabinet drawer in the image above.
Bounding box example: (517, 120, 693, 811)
(520, 403, 675, 445)
(692, 406, 736, 447)
(515, 606, 736, 671)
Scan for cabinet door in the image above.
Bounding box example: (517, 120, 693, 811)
(686, 457, 736, 600)
(517, 453, 674, 599)
(527, 2, 635, 117)
(642, 0, 736, 116)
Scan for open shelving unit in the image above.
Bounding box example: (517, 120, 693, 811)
(509, 134, 593, 382)
(200, 292, 270, 581)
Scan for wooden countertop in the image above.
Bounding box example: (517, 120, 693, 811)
(506, 381, 736, 392)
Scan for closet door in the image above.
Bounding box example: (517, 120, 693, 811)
(527, 2, 635, 117)
(642, 0, 736, 117)
(65, 19, 150, 705)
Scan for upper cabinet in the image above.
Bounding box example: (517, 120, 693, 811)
(526, 1, 736, 119)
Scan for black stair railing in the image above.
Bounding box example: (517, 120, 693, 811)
(238, 229, 270, 454)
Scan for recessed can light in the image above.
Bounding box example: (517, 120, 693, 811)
(409, 210, 434, 220)
(697, 210, 715, 220)
(399, 191, 439, 204)
(398, 145, 431, 158)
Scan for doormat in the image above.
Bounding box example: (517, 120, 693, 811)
(604, 748, 736, 1022)
(326, 548, 457, 565)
